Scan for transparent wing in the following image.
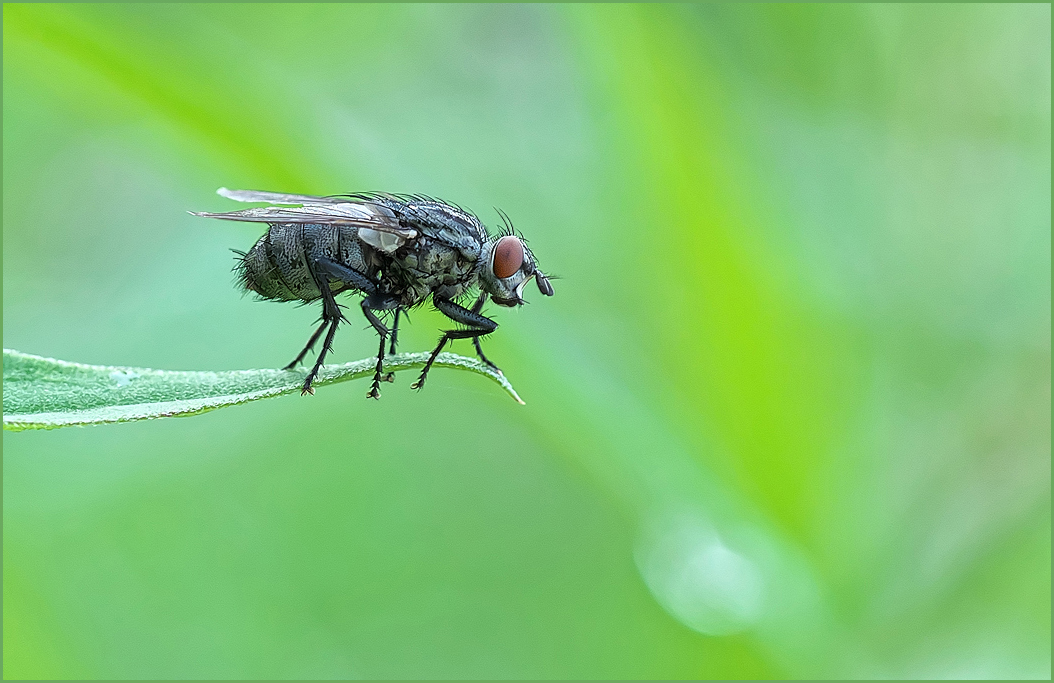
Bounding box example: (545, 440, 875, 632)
(191, 188, 417, 240)
(216, 188, 351, 205)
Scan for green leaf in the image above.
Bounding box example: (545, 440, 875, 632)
(2, 348, 524, 431)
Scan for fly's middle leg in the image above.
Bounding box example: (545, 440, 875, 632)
(388, 308, 402, 356)
(376, 307, 404, 383)
(360, 299, 397, 399)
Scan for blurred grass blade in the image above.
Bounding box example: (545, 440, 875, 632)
(2, 348, 523, 431)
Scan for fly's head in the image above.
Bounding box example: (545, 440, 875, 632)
(479, 235, 554, 307)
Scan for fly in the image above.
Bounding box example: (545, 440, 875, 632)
(192, 188, 554, 399)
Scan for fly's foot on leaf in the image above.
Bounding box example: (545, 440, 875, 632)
(382, 372, 395, 383)
(366, 386, 381, 400)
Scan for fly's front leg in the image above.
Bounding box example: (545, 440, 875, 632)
(467, 294, 501, 374)
(411, 296, 498, 392)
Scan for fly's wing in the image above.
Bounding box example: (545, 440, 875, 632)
(191, 188, 417, 252)
(216, 188, 353, 205)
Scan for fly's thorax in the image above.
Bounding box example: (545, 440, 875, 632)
(386, 235, 481, 306)
(399, 199, 488, 252)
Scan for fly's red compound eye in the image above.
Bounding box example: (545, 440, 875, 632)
(493, 236, 524, 279)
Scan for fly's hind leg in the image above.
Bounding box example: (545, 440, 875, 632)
(412, 296, 498, 392)
(300, 318, 340, 395)
(298, 256, 390, 397)
(288, 255, 347, 394)
(284, 318, 330, 371)
(298, 283, 343, 396)
(312, 256, 400, 399)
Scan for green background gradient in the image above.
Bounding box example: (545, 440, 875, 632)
(4, 4, 1050, 678)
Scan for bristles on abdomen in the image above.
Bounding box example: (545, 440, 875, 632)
(236, 237, 299, 301)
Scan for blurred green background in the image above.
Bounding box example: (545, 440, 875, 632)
(3, 3, 1050, 679)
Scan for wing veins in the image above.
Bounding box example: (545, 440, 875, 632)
(192, 189, 416, 239)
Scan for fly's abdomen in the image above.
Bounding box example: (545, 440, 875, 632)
(238, 223, 371, 302)
(238, 237, 298, 301)
(238, 224, 317, 301)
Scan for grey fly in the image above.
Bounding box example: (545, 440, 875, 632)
(192, 188, 554, 398)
